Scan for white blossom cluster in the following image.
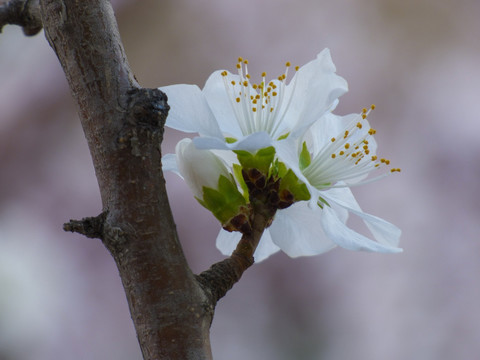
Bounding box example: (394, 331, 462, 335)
(161, 49, 401, 262)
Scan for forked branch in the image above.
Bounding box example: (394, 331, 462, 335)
(0, 0, 42, 35)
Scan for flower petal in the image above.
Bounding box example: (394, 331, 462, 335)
(321, 189, 402, 248)
(161, 153, 181, 177)
(193, 131, 273, 152)
(306, 113, 353, 153)
(160, 84, 223, 138)
(215, 229, 281, 262)
(320, 204, 402, 253)
(269, 202, 336, 257)
(202, 70, 244, 138)
(216, 229, 242, 256)
(283, 49, 349, 138)
(253, 230, 281, 262)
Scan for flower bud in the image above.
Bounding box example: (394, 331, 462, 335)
(175, 138, 248, 226)
(176, 138, 231, 199)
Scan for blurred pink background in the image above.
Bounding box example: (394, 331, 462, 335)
(1, 0, 479, 359)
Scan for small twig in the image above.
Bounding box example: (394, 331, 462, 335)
(0, 0, 42, 36)
(63, 211, 107, 239)
(197, 206, 272, 305)
(196, 237, 255, 305)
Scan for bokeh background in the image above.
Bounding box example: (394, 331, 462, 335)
(1, 0, 479, 359)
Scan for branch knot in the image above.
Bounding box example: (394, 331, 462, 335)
(63, 211, 107, 239)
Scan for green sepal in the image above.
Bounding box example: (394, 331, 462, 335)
(197, 175, 247, 224)
(275, 160, 288, 178)
(277, 132, 290, 140)
(279, 168, 311, 202)
(233, 163, 250, 202)
(234, 146, 276, 174)
(299, 141, 311, 171)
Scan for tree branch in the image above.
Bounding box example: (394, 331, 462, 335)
(39, 1, 213, 358)
(0, 0, 42, 35)
(4, 0, 278, 357)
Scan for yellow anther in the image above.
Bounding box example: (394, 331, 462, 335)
(255, 94, 260, 99)
(236, 64, 241, 69)
(252, 84, 258, 89)
(261, 71, 266, 77)
(236, 97, 241, 103)
(345, 143, 350, 149)
(357, 122, 363, 129)
(385, 160, 390, 165)
(365, 149, 370, 155)
(238, 57, 243, 62)
(339, 151, 345, 156)
(278, 76, 283, 81)
(221, 71, 228, 76)
(363, 140, 369, 144)
(370, 104, 376, 110)
(282, 74, 286, 80)
(362, 114, 367, 119)
(252, 107, 257, 112)
(362, 108, 368, 113)
(363, 145, 368, 150)
(344, 130, 349, 139)
(368, 129, 376, 135)
(371, 155, 378, 161)
(285, 61, 291, 67)
(331, 154, 336, 159)
(244, 59, 249, 64)
(231, 81, 236, 85)
(351, 153, 357, 158)
(272, 91, 278, 96)
(390, 168, 401, 173)
(331, 137, 336, 142)
(295, 66, 299, 71)
(252, 99, 257, 104)
(380, 158, 386, 163)
(270, 107, 274, 112)
(246, 74, 251, 79)
(243, 81, 248, 87)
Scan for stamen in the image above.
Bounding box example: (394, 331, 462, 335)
(221, 56, 300, 138)
(301, 104, 399, 191)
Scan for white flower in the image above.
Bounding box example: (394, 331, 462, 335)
(160, 49, 348, 152)
(217, 109, 402, 262)
(161, 50, 401, 262)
